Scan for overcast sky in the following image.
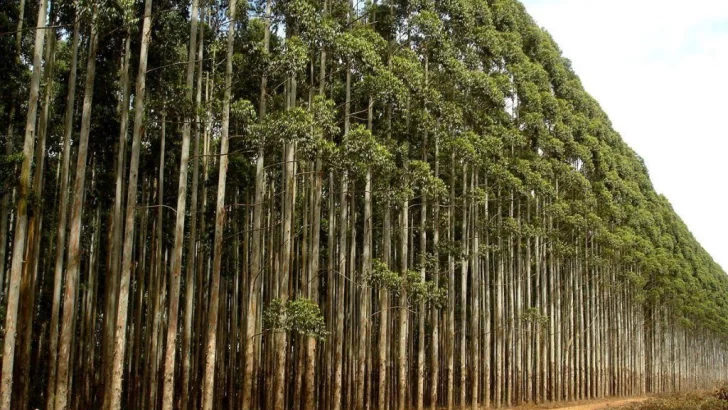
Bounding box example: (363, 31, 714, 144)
(520, 0, 728, 270)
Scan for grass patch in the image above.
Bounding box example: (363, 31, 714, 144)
(619, 388, 728, 410)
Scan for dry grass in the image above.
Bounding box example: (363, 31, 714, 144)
(616, 388, 728, 410)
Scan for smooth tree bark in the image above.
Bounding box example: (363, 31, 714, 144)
(398, 188, 409, 410)
(0, 0, 48, 407)
(201, 0, 236, 407)
(470, 171, 479, 410)
(161, 0, 199, 406)
(275, 18, 297, 408)
(379, 171, 392, 410)
(459, 164, 468, 410)
(148, 111, 167, 410)
(430, 136, 440, 410)
(109, 0, 154, 405)
(102, 27, 131, 410)
(17, 15, 57, 408)
(0, 0, 27, 299)
(333, 6, 352, 407)
(243, 0, 270, 407)
(356, 95, 374, 410)
(417, 55, 429, 410)
(46, 9, 80, 409)
(446, 152, 455, 410)
(181, 7, 206, 409)
(303, 6, 326, 408)
(54, 5, 100, 409)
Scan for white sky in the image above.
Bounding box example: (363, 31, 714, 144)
(520, 0, 728, 270)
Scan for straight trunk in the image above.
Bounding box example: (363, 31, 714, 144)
(0, 0, 48, 406)
(46, 11, 80, 409)
(201, 0, 235, 406)
(430, 136, 439, 410)
(17, 17, 57, 408)
(379, 201, 391, 410)
(181, 8, 206, 408)
(398, 191, 409, 410)
(102, 30, 132, 410)
(161, 0, 199, 406)
(54, 6, 99, 409)
(471, 170, 479, 410)
(109, 0, 154, 404)
(0, 0, 27, 300)
(446, 152, 455, 410)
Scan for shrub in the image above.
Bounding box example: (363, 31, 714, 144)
(619, 391, 728, 410)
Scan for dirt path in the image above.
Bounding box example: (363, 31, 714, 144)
(550, 396, 648, 410)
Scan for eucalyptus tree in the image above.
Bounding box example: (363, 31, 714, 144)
(161, 0, 200, 406)
(54, 3, 101, 408)
(109, 0, 154, 405)
(2, 0, 728, 408)
(0, 0, 49, 407)
(201, 1, 240, 409)
(46, 5, 80, 408)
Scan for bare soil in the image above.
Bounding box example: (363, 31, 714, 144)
(550, 397, 647, 409)
(507, 396, 649, 410)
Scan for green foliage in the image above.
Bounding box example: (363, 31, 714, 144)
(521, 307, 549, 327)
(231, 99, 257, 123)
(333, 26, 385, 70)
(369, 259, 402, 293)
(403, 270, 447, 308)
(369, 259, 446, 308)
(362, 69, 407, 105)
(272, 36, 309, 75)
(0, 152, 22, 197)
(338, 125, 392, 174)
(407, 160, 446, 198)
(263, 298, 329, 341)
(255, 106, 312, 146)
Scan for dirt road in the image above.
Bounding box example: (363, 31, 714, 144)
(551, 396, 647, 409)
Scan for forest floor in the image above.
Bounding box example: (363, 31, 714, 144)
(550, 397, 647, 409)
(506, 396, 648, 410)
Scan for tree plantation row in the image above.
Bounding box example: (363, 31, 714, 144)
(1, 0, 728, 409)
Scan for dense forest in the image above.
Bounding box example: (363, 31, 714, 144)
(1, 0, 728, 409)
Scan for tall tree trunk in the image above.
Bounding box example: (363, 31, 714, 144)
(109, 0, 154, 404)
(0, 0, 48, 406)
(303, 9, 326, 407)
(274, 32, 297, 410)
(54, 5, 100, 408)
(46, 10, 80, 408)
(446, 152, 455, 410)
(181, 8, 205, 408)
(17, 16, 56, 408)
(356, 96, 373, 410)
(430, 135, 439, 410)
(379, 200, 391, 410)
(398, 191, 409, 410)
(471, 170, 479, 410)
(417, 53, 429, 410)
(459, 165, 468, 410)
(201, 0, 235, 407)
(102, 30, 132, 410)
(0, 0, 27, 302)
(333, 170, 348, 410)
(333, 7, 352, 405)
(243, 6, 269, 405)
(161, 0, 199, 406)
(149, 112, 167, 410)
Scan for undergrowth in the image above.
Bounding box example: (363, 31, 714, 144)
(619, 386, 728, 410)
